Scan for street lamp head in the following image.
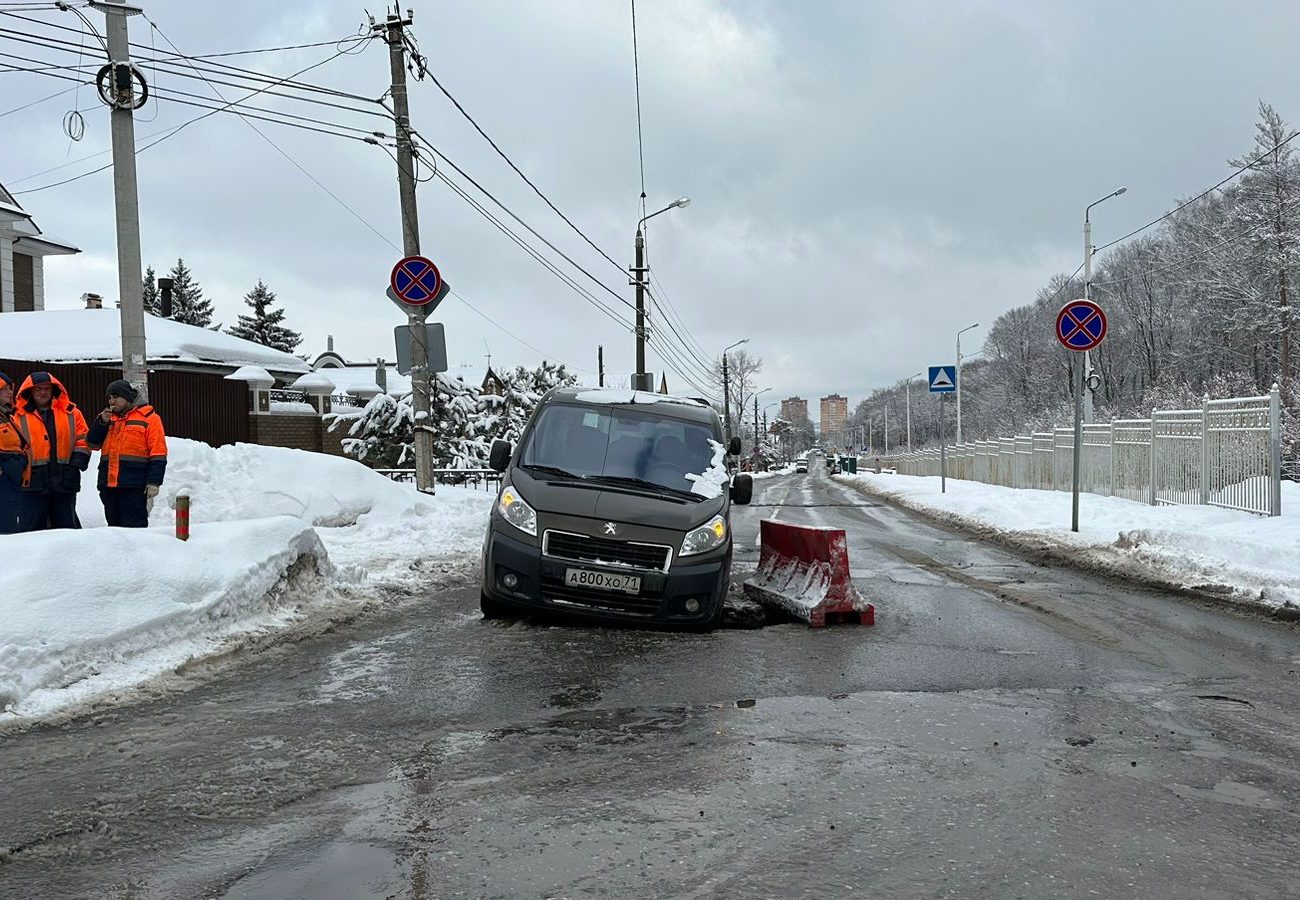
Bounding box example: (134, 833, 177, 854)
(671, 196, 691, 209)
(1113, 186, 1128, 197)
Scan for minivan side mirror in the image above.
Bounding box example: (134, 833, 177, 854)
(730, 473, 753, 506)
(728, 436, 742, 456)
(489, 439, 512, 472)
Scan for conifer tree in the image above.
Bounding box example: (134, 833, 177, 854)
(141, 266, 160, 316)
(166, 258, 214, 327)
(226, 279, 302, 352)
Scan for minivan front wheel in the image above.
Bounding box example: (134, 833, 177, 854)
(480, 592, 516, 620)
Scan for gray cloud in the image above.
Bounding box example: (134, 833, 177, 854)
(9, 0, 1300, 408)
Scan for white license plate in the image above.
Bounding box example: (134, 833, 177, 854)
(564, 568, 642, 594)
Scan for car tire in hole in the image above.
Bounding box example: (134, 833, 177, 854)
(480, 592, 516, 620)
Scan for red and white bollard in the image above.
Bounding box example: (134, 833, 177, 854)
(175, 493, 190, 541)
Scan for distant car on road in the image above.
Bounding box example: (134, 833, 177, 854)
(795, 458, 809, 473)
(481, 387, 754, 629)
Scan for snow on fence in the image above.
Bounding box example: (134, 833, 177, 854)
(886, 385, 1282, 517)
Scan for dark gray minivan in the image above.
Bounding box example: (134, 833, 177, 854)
(482, 387, 753, 628)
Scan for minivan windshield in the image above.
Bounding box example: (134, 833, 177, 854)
(520, 403, 719, 497)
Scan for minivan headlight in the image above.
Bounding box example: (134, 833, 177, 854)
(681, 515, 727, 557)
(497, 484, 537, 536)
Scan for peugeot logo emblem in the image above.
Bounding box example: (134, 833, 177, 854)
(603, 522, 618, 536)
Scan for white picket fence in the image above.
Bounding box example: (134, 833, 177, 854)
(888, 386, 1283, 517)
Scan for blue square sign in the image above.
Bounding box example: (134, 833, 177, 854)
(928, 365, 957, 393)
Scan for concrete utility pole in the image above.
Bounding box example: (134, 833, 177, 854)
(92, 0, 148, 401)
(598, 346, 604, 387)
(632, 228, 648, 389)
(721, 354, 731, 441)
(380, 9, 434, 493)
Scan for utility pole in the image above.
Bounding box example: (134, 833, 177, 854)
(379, 9, 434, 493)
(631, 228, 649, 391)
(955, 322, 978, 445)
(884, 403, 889, 456)
(753, 393, 760, 452)
(598, 346, 604, 387)
(721, 353, 732, 442)
(92, 0, 148, 401)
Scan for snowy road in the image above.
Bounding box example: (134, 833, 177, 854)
(3, 463, 1299, 898)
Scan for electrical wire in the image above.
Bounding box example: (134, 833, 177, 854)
(414, 69, 629, 278)
(434, 167, 634, 334)
(630, 0, 646, 211)
(13, 37, 381, 194)
(1094, 128, 1300, 255)
(451, 289, 597, 377)
(0, 80, 75, 116)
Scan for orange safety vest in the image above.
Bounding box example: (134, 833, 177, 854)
(12, 373, 90, 491)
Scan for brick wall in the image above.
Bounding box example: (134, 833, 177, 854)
(250, 413, 322, 453)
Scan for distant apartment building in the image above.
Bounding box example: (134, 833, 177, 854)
(819, 394, 848, 444)
(780, 396, 809, 423)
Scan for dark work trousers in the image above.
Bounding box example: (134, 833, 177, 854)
(101, 487, 149, 528)
(0, 477, 19, 534)
(18, 492, 80, 530)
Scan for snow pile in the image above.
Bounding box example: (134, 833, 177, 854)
(686, 440, 730, 498)
(838, 473, 1300, 613)
(0, 440, 492, 723)
(0, 519, 328, 718)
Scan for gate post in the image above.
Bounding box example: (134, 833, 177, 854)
(1149, 409, 1158, 506)
(1270, 383, 1282, 517)
(1199, 394, 1210, 506)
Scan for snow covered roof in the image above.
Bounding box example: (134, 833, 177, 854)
(322, 364, 411, 397)
(0, 309, 311, 375)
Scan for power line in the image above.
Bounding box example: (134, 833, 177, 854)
(12, 35, 381, 194)
(433, 167, 634, 333)
(0, 76, 74, 116)
(1092, 226, 1257, 288)
(414, 67, 629, 280)
(630, 0, 646, 213)
(1094, 128, 1300, 255)
(451, 289, 593, 376)
(0, 27, 388, 118)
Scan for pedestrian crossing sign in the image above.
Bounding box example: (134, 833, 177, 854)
(928, 365, 957, 393)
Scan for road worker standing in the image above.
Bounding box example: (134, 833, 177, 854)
(86, 379, 167, 528)
(0, 372, 26, 534)
(11, 371, 91, 530)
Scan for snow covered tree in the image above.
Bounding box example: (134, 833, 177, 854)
(329, 361, 579, 471)
(166, 258, 214, 328)
(142, 266, 160, 316)
(227, 280, 302, 352)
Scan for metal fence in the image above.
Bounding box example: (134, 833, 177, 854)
(886, 386, 1283, 517)
(376, 468, 502, 491)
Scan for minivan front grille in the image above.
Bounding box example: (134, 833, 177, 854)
(542, 530, 673, 573)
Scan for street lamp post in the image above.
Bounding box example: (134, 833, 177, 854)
(631, 197, 690, 390)
(753, 388, 772, 453)
(905, 370, 922, 452)
(721, 338, 748, 444)
(955, 322, 979, 445)
(1072, 185, 1127, 532)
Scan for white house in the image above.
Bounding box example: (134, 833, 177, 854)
(0, 182, 79, 313)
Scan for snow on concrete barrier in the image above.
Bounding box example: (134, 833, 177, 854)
(744, 519, 875, 627)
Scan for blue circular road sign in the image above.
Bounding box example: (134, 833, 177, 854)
(390, 255, 442, 305)
(1056, 299, 1107, 352)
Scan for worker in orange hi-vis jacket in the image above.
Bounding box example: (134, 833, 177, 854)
(86, 379, 168, 528)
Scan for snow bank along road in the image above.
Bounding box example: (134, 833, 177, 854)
(2, 462, 1298, 898)
(0, 439, 489, 725)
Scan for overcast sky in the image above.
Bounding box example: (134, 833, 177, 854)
(8, 0, 1300, 413)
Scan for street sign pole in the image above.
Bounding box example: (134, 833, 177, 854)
(1056, 298, 1108, 533)
(940, 394, 947, 494)
(381, 11, 435, 494)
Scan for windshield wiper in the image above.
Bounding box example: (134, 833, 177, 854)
(522, 464, 585, 481)
(588, 475, 700, 500)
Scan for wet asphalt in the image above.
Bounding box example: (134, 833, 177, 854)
(2, 464, 1299, 899)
